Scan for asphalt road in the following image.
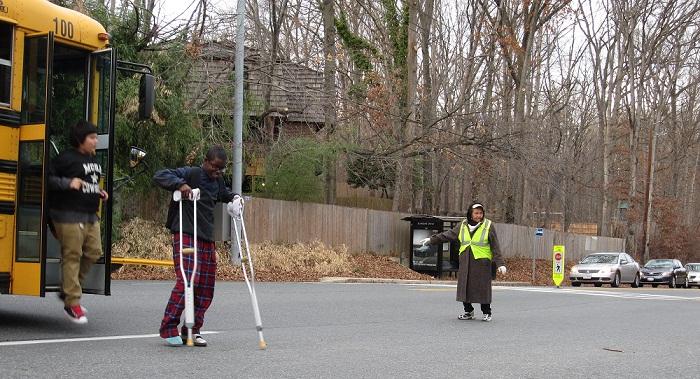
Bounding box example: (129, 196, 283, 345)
(1, 281, 699, 378)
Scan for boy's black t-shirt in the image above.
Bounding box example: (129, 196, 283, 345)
(49, 149, 102, 214)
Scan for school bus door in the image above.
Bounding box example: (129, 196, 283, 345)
(12, 32, 54, 296)
(0, 20, 19, 294)
(14, 34, 113, 296)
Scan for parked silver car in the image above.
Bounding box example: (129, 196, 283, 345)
(684, 263, 700, 288)
(569, 252, 640, 288)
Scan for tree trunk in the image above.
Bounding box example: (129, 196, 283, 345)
(73, 0, 86, 13)
(419, 0, 436, 213)
(262, 1, 289, 144)
(392, 160, 413, 212)
(604, 30, 625, 236)
(511, 2, 540, 225)
(391, 0, 419, 212)
(688, 143, 700, 225)
(641, 119, 658, 263)
(626, 22, 640, 256)
(321, 0, 337, 204)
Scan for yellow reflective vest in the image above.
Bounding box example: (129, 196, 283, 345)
(458, 219, 493, 260)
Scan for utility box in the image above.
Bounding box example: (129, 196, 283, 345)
(213, 202, 231, 242)
(213, 195, 251, 242)
(402, 215, 463, 277)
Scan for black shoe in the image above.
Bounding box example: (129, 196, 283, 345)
(458, 311, 474, 320)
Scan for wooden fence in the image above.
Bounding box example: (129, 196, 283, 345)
(243, 198, 625, 262)
(493, 223, 625, 261)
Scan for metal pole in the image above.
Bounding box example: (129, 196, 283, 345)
(531, 233, 536, 285)
(231, 0, 246, 263)
(233, 0, 245, 194)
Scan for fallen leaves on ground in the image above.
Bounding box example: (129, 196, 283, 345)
(111, 217, 570, 285)
(112, 246, 433, 282)
(111, 218, 431, 282)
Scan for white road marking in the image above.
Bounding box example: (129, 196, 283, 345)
(403, 283, 700, 302)
(0, 331, 220, 347)
(403, 283, 456, 288)
(498, 286, 700, 302)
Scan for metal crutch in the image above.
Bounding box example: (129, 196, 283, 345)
(174, 188, 200, 347)
(231, 200, 267, 350)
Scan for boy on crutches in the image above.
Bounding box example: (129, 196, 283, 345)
(153, 146, 240, 347)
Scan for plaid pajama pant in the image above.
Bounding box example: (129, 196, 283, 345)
(159, 233, 217, 338)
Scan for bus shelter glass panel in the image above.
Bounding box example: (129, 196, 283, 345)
(412, 229, 439, 270)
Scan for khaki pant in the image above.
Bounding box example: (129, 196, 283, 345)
(53, 222, 102, 306)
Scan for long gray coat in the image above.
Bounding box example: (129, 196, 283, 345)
(429, 220, 505, 304)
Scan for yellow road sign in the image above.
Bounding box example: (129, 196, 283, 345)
(552, 245, 565, 287)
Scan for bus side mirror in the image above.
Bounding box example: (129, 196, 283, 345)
(129, 146, 147, 168)
(139, 74, 155, 120)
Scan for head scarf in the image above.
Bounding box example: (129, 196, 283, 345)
(467, 202, 485, 226)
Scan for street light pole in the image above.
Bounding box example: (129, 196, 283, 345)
(233, 0, 245, 195)
(231, 0, 245, 264)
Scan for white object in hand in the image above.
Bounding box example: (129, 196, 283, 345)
(227, 195, 244, 218)
(418, 237, 431, 246)
(497, 266, 507, 275)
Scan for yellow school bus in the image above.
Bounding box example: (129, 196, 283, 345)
(0, 0, 153, 297)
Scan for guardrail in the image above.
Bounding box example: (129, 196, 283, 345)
(111, 257, 173, 267)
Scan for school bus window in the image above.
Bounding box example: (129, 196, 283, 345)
(15, 142, 44, 263)
(50, 44, 89, 148)
(91, 52, 112, 134)
(21, 37, 48, 124)
(0, 22, 12, 105)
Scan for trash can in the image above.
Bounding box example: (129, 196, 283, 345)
(402, 215, 462, 277)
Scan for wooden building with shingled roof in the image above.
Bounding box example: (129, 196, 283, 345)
(185, 41, 328, 190)
(186, 40, 326, 140)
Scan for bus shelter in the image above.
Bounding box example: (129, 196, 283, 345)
(401, 215, 464, 277)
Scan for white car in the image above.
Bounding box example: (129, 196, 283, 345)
(685, 263, 700, 288)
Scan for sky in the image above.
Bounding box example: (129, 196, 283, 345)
(155, 0, 232, 24)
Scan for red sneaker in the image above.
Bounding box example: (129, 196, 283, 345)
(58, 292, 88, 314)
(64, 305, 88, 324)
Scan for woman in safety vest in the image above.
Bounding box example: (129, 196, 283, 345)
(419, 203, 506, 321)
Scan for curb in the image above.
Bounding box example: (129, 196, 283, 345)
(319, 277, 530, 286)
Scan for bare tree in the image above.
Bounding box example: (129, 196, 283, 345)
(321, 0, 338, 203)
